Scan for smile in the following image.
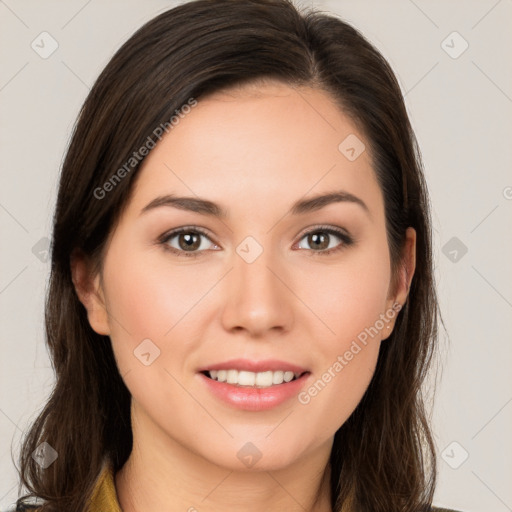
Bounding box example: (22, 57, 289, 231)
(198, 367, 311, 411)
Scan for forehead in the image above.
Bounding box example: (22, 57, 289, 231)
(126, 81, 383, 221)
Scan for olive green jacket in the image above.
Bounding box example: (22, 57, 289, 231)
(87, 460, 465, 512)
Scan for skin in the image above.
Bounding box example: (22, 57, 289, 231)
(72, 80, 416, 512)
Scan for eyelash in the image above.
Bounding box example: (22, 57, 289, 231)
(158, 224, 354, 259)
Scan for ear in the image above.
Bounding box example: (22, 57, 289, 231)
(70, 249, 111, 336)
(382, 227, 416, 340)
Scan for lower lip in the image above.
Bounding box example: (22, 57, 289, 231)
(198, 372, 310, 411)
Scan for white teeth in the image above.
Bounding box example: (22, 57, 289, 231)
(206, 369, 302, 387)
(256, 371, 273, 387)
(226, 369, 238, 384)
(272, 371, 284, 384)
(238, 371, 255, 386)
(283, 371, 294, 383)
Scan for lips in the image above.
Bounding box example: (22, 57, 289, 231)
(197, 358, 309, 375)
(196, 358, 311, 411)
(198, 371, 310, 411)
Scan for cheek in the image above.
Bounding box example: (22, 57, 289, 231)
(298, 240, 391, 344)
(100, 247, 207, 418)
(100, 240, 188, 368)
(296, 284, 385, 439)
(104, 231, 210, 324)
(293, 243, 390, 428)
(101, 238, 224, 381)
(297, 342, 380, 442)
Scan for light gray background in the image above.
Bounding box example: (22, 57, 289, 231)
(1, 1, 511, 511)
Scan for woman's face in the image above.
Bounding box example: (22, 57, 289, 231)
(76, 81, 415, 472)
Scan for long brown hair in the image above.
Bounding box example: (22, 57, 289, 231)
(15, 1, 441, 510)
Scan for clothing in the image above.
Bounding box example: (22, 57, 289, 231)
(87, 459, 122, 512)
(20, 458, 463, 512)
(87, 459, 464, 512)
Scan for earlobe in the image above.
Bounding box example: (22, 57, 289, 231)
(70, 249, 111, 336)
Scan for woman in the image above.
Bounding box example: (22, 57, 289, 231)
(14, 0, 461, 511)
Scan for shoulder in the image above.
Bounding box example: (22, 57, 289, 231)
(9, 504, 466, 512)
(10, 459, 115, 512)
(9, 500, 464, 512)
(9, 504, 465, 512)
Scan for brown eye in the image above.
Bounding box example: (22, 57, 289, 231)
(306, 232, 330, 250)
(176, 232, 201, 251)
(296, 226, 354, 256)
(160, 227, 217, 258)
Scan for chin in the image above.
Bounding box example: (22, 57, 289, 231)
(196, 436, 311, 473)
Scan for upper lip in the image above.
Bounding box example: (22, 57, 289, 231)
(198, 358, 309, 375)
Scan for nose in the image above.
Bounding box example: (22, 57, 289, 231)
(220, 240, 294, 338)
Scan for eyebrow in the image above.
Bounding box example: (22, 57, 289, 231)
(140, 190, 370, 219)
